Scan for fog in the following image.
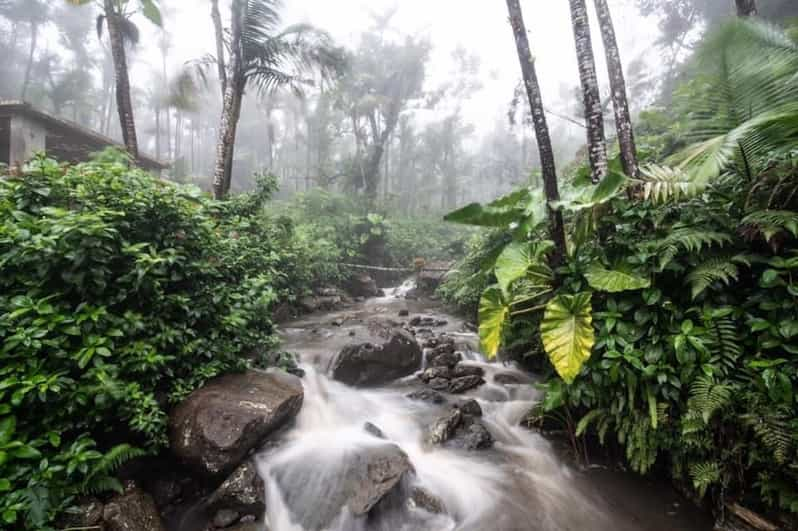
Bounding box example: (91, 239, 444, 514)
(1, 0, 782, 210)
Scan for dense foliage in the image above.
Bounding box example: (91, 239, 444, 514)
(442, 18, 798, 519)
(0, 151, 322, 528)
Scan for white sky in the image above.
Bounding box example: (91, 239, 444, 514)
(134, 0, 661, 135)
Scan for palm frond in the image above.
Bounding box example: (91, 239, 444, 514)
(637, 164, 707, 203)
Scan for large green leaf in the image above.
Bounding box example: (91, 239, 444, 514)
(494, 240, 553, 294)
(444, 188, 533, 228)
(478, 287, 510, 359)
(540, 293, 595, 383)
(584, 266, 651, 293)
(140, 0, 163, 27)
(553, 171, 627, 212)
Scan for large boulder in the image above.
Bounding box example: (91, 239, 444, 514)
(103, 482, 166, 531)
(169, 370, 303, 477)
(330, 330, 422, 387)
(346, 274, 379, 298)
(271, 442, 412, 530)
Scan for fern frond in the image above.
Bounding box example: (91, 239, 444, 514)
(741, 210, 798, 242)
(743, 410, 794, 465)
(576, 409, 606, 437)
(637, 164, 706, 203)
(690, 461, 721, 498)
(706, 317, 743, 374)
(686, 258, 739, 299)
(651, 227, 733, 270)
(689, 376, 734, 424)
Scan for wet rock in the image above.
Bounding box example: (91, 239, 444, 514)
(448, 375, 485, 394)
(418, 366, 452, 383)
(364, 422, 386, 439)
(428, 350, 461, 369)
(404, 288, 421, 300)
(272, 442, 412, 531)
(103, 482, 165, 531)
(56, 497, 104, 529)
(428, 378, 451, 391)
(348, 330, 356, 337)
(422, 337, 439, 348)
(212, 508, 240, 528)
(434, 319, 449, 327)
(347, 274, 379, 298)
(455, 399, 482, 417)
(409, 315, 437, 327)
(377, 289, 386, 297)
(316, 287, 342, 297)
(330, 330, 422, 387)
(149, 475, 183, 508)
(207, 460, 265, 522)
(431, 340, 456, 357)
(494, 372, 527, 385)
(331, 319, 344, 327)
(451, 418, 494, 450)
(299, 296, 342, 313)
(452, 365, 485, 378)
(225, 523, 265, 531)
(406, 389, 445, 404)
(427, 408, 462, 445)
(169, 371, 303, 477)
(408, 486, 446, 515)
(398, 309, 409, 317)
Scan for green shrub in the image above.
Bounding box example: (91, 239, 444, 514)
(0, 152, 296, 528)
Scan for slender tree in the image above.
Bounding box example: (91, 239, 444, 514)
(505, 0, 567, 265)
(20, 1, 48, 101)
(569, 0, 608, 184)
(736, 0, 758, 16)
(210, 0, 342, 199)
(593, 0, 638, 178)
(67, 0, 162, 160)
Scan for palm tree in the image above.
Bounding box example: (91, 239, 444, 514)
(593, 0, 638, 178)
(568, 0, 608, 185)
(209, 0, 344, 200)
(66, 0, 162, 159)
(505, 0, 566, 266)
(736, 0, 758, 17)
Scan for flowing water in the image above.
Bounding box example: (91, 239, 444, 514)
(257, 283, 712, 531)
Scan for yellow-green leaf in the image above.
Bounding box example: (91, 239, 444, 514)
(478, 287, 510, 359)
(584, 266, 650, 293)
(540, 293, 595, 383)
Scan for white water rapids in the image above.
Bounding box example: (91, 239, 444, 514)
(255, 284, 710, 531)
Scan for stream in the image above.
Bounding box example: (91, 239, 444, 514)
(257, 282, 713, 531)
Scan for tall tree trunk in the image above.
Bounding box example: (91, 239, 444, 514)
(593, 0, 638, 178)
(161, 48, 172, 159)
(21, 22, 38, 100)
(506, 0, 567, 266)
(104, 0, 139, 158)
(211, 0, 227, 95)
(735, 0, 757, 16)
(155, 105, 161, 160)
(569, 0, 608, 184)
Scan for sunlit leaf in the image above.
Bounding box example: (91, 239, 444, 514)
(540, 293, 595, 383)
(478, 287, 510, 359)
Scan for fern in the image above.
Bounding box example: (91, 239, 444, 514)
(706, 317, 743, 375)
(688, 376, 734, 424)
(743, 410, 794, 465)
(651, 226, 733, 270)
(690, 461, 722, 498)
(576, 409, 606, 437)
(80, 443, 146, 496)
(637, 164, 707, 203)
(686, 258, 739, 299)
(741, 210, 798, 242)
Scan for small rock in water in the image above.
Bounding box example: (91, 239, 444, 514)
(406, 389, 446, 404)
(454, 419, 494, 450)
(398, 309, 409, 317)
(428, 350, 461, 369)
(348, 330, 356, 337)
(434, 319, 448, 327)
(455, 399, 482, 417)
(494, 372, 527, 385)
(426, 408, 462, 445)
(419, 366, 452, 383)
(428, 377, 450, 391)
(207, 460, 266, 522)
(448, 375, 485, 394)
(364, 422, 386, 439)
(452, 365, 485, 378)
(422, 337, 439, 348)
(408, 486, 446, 515)
(331, 319, 344, 327)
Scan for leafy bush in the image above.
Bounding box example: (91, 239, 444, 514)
(445, 19, 798, 519)
(0, 152, 303, 528)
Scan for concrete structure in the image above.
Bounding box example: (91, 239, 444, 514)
(0, 101, 167, 172)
